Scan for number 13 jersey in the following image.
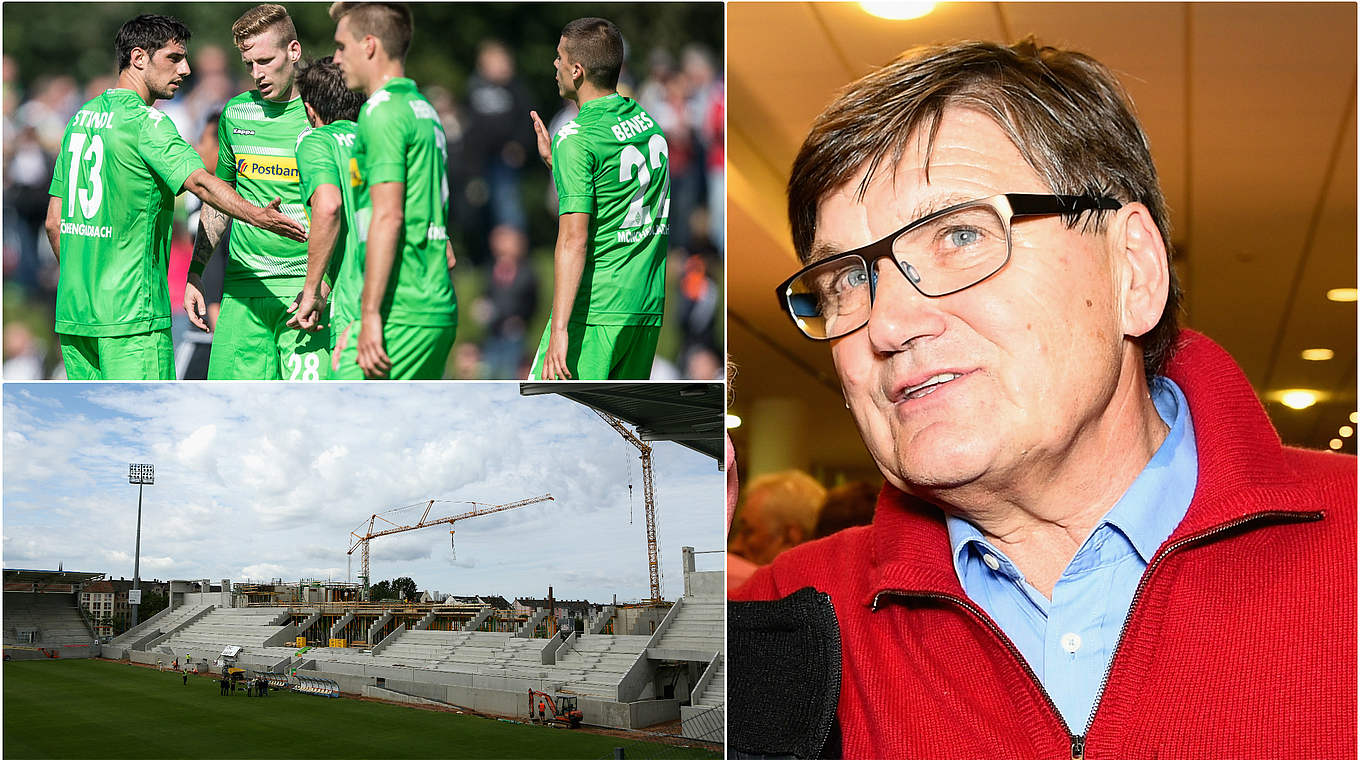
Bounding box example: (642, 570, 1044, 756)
(49, 88, 203, 337)
(552, 93, 670, 326)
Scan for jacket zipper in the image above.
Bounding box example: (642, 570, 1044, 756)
(872, 509, 1322, 760)
(809, 590, 842, 759)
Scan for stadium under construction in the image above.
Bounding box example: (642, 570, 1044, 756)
(5, 547, 723, 740)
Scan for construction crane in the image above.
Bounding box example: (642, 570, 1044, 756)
(593, 410, 662, 605)
(347, 494, 553, 597)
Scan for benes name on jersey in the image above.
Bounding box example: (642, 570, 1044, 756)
(610, 112, 656, 142)
(236, 155, 300, 181)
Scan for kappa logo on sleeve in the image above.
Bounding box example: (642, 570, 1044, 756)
(234, 154, 300, 182)
(555, 120, 579, 148)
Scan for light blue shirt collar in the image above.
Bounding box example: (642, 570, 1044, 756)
(947, 376, 1195, 576)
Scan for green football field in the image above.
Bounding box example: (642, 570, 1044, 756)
(3, 659, 719, 760)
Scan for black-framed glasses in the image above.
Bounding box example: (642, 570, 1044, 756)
(775, 193, 1123, 340)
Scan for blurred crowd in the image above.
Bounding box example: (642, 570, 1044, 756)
(727, 471, 881, 593)
(2, 38, 724, 380)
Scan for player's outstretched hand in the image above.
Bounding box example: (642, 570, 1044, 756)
(356, 312, 392, 379)
(255, 198, 308, 242)
(286, 290, 326, 332)
(543, 328, 572, 380)
(530, 111, 553, 170)
(185, 273, 211, 332)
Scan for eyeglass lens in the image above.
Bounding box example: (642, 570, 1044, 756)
(786, 203, 1009, 338)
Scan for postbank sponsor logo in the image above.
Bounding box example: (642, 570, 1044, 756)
(235, 154, 299, 182)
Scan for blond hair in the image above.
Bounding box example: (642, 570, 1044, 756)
(231, 4, 297, 50)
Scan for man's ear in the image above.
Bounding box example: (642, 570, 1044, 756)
(130, 46, 150, 72)
(1110, 202, 1169, 339)
(287, 39, 302, 63)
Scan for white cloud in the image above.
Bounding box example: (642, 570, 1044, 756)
(3, 384, 724, 602)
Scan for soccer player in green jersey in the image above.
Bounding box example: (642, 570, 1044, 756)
(330, 2, 458, 380)
(285, 57, 365, 347)
(187, 4, 327, 381)
(44, 14, 306, 381)
(527, 18, 671, 381)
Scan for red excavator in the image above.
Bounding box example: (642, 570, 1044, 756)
(528, 689, 584, 728)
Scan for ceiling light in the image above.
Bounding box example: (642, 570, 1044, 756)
(726, 414, 742, 429)
(1341, 426, 1354, 438)
(1326, 288, 1358, 302)
(1301, 348, 1335, 361)
(860, 1, 936, 20)
(1330, 438, 1344, 450)
(1278, 390, 1319, 410)
(1352, 412, 1358, 424)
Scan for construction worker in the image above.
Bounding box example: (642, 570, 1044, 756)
(539, 700, 546, 723)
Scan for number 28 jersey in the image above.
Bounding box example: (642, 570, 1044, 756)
(551, 93, 670, 326)
(48, 88, 203, 337)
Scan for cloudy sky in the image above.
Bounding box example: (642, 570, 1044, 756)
(3, 384, 725, 604)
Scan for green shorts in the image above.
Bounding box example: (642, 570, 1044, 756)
(332, 319, 455, 380)
(527, 320, 659, 380)
(207, 294, 331, 380)
(59, 329, 174, 380)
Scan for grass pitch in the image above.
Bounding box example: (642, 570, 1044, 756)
(3, 659, 718, 759)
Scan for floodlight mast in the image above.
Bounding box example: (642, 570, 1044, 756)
(346, 494, 554, 601)
(128, 463, 154, 628)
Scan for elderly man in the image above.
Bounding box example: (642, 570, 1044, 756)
(729, 39, 1355, 759)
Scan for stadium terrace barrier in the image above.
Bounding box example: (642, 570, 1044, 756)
(371, 624, 405, 655)
(414, 610, 436, 631)
(613, 637, 663, 702)
(138, 605, 217, 654)
(690, 650, 723, 706)
(462, 605, 492, 632)
(588, 605, 616, 634)
(367, 611, 394, 645)
(262, 624, 300, 648)
(329, 612, 355, 641)
(293, 609, 322, 638)
(514, 608, 548, 638)
(544, 631, 574, 664)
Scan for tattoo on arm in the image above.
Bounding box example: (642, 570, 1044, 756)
(193, 204, 230, 268)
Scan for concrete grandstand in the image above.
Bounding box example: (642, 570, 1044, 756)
(3, 569, 102, 660)
(97, 548, 723, 735)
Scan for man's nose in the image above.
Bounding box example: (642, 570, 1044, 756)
(864, 257, 946, 353)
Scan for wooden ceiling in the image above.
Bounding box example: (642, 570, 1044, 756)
(727, 2, 1357, 478)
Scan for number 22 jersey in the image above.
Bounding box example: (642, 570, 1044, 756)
(551, 93, 670, 326)
(49, 88, 203, 337)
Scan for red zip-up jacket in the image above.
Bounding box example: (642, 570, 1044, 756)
(732, 331, 1356, 759)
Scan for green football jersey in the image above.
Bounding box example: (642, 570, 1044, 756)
(49, 88, 203, 337)
(215, 91, 311, 297)
(351, 77, 456, 327)
(295, 119, 361, 330)
(550, 93, 670, 326)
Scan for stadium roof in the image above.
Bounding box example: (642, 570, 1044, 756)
(519, 382, 724, 461)
(4, 568, 106, 587)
